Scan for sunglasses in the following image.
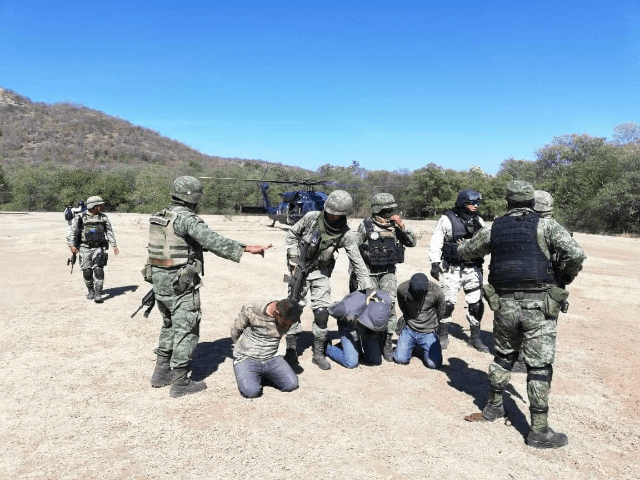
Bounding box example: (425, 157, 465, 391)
(468, 200, 481, 206)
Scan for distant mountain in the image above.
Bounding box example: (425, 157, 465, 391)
(0, 87, 306, 173)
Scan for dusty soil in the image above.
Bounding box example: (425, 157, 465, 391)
(1, 212, 639, 480)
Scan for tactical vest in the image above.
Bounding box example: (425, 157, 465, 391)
(488, 212, 556, 291)
(147, 208, 200, 267)
(81, 213, 108, 247)
(442, 211, 482, 266)
(359, 218, 405, 269)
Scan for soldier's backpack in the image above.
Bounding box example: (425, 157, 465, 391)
(64, 206, 74, 221)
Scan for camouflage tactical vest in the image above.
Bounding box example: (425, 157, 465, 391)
(359, 218, 404, 269)
(81, 214, 108, 247)
(147, 208, 199, 267)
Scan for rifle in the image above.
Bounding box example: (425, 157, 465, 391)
(551, 250, 570, 313)
(131, 289, 156, 318)
(283, 230, 321, 302)
(67, 252, 77, 274)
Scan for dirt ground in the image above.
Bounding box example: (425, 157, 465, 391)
(1, 212, 639, 480)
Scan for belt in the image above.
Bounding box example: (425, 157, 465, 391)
(498, 291, 548, 301)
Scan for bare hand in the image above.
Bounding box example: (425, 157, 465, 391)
(69, 246, 78, 254)
(390, 215, 404, 230)
(113, 247, 120, 256)
(245, 244, 273, 257)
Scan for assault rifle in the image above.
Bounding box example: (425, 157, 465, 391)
(131, 289, 156, 318)
(284, 230, 321, 302)
(67, 252, 77, 274)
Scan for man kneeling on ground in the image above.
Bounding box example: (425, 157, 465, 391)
(325, 290, 392, 368)
(231, 299, 303, 398)
(394, 273, 446, 369)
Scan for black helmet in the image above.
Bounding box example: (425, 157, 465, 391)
(77, 200, 85, 207)
(455, 189, 482, 208)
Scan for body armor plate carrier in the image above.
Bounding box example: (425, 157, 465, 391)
(488, 212, 555, 292)
(442, 211, 482, 267)
(82, 214, 108, 247)
(147, 208, 200, 267)
(359, 218, 405, 270)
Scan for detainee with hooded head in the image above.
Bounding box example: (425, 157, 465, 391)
(231, 299, 303, 398)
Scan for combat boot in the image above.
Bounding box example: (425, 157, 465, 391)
(468, 325, 489, 353)
(283, 334, 299, 366)
(150, 354, 172, 388)
(382, 332, 394, 362)
(169, 367, 207, 398)
(438, 323, 449, 349)
(482, 403, 506, 422)
(312, 336, 331, 370)
(526, 427, 569, 449)
(94, 285, 105, 304)
(86, 286, 95, 301)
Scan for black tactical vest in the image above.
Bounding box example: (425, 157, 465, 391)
(488, 211, 556, 291)
(442, 211, 482, 266)
(359, 218, 405, 270)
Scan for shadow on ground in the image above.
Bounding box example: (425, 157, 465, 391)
(191, 338, 233, 381)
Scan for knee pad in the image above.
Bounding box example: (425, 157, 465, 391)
(493, 351, 518, 371)
(526, 364, 553, 386)
(83, 269, 93, 281)
(313, 308, 329, 329)
(94, 267, 104, 280)
(444, 301, 455, 318)
(468, 300, 484, 321)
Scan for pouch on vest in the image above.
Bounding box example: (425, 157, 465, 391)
(141, 263, 153, 284)
(94, 250, 108, 267)
(542, 286, 569, 318)
(481, 284, 501, 312)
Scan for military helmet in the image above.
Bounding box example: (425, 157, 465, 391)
(171, 176, 203, 204)
(371, 193, 397, 214)
(324, 190, 353, 216)
(533, 190, 554, 212)
(86, 196, 104, 209)
(506, 180, 535, 203)
(455, 189, 483, 208)
(77, 200, 85, 207)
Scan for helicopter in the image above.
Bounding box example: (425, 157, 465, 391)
(200, 177, 356, 227)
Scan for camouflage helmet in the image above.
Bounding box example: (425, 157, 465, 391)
(371, 193, 397, 214)
(534, 190, 554, 213)
(505, 180, 535, 203)
(324, 190, 353, 216)
(455, 189, 483, 208)
(86, 196, 104, 209)
(171, 176, 203, 204)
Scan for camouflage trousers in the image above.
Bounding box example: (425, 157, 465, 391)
(488, 298, 557, 414)
(440, 264, 483, 327)
(79, 245, 108, 292)
(287, 270, 332, 338)
(154, 288, 202, 369)
(368, 272, 398, 335)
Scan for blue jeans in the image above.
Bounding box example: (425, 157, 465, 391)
(393, 327, 442, 369)
(233, 356, 298, 398)
(325, 322, 382, 368)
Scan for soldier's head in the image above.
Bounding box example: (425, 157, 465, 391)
(273, 299, 302, 332)
(86, 196, 104, 213)
(77, 200, 86, 209)
(505, 181, 535, 209)
(455, 189, 482, 214)
(533, 190, 554, 217)
(371, 193, 397, 220)
(171, 176, 203, 207)
(323, 190, 353, 230)
(407, 273, 429, 303)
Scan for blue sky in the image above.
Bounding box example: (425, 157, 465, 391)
(1, 1, 639, 175)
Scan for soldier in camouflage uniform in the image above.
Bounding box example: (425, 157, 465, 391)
(351, 193, 417, 361)
(67, 195, 119, 303)
(284, 190, 375, 370)
(147, 176, 270, 398)
(533, 190, 554, 218)
(458, 180, 586, 449)
(428, 189, 489, 352)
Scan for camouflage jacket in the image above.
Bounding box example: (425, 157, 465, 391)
(285, 211, 374, 289)
(457, 208, 586, 283)
(231, 301, 285, 362)
(66, 212, 117, 249)
(150, 204, 245, 296)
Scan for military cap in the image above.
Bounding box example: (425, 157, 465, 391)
(534, 190, 554, 213)
(505, 180, 535, 203)
(86, 196, 104, 209)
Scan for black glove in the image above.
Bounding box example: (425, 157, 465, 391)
(430, 262, 443, 280)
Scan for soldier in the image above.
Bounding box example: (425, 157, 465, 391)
(231, 299, 302, 398)
(351, 193, 417, 361)
(67, 195, 119, 303)
(533, 190, 554, 218)
(458, 180, 586, 449)
(394, 273, 446, 369)
(428, 189, 489, 352)
(65, 200, 86, 225)
(147, 176, 270, 398)
(284, 190, 374, 370)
